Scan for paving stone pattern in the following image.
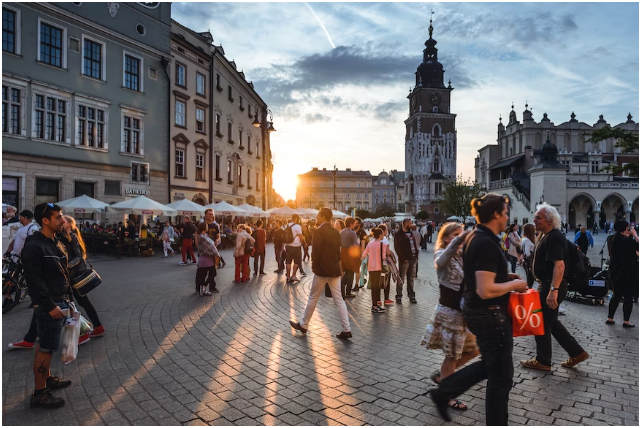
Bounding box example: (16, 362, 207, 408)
(2, 232, 638, 426)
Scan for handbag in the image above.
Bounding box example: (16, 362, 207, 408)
(72, 265, 102, 297)
(508, 289, 545, 337)
(380, 242, 391, 274)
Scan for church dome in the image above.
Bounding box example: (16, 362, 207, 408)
(540, 132, 558, 162)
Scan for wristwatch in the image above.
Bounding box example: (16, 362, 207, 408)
(550, 286, 559, 291)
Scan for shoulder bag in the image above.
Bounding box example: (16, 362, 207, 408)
(72, 261, 102, 297)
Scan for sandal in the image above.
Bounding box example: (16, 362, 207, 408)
(623, 323, 635, 328)
(449, 399, 467, 410)
(431, 371, 441, 385)
(605, 320, 615, 325)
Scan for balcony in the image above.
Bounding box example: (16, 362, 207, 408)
(567, 181, 638, 189)
(489, 178, 512, 190)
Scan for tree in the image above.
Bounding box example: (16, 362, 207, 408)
(588, 125, 639, 177)
(415, 210, 429, 220)
(436, 175, 485, 219)
(355, 209, 371, 219)
(286, 199, 296, 209)
(374, 203, 395, 218)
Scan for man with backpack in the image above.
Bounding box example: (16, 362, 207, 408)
(283, 214, 306, 283)
(520, 203, 589, 372)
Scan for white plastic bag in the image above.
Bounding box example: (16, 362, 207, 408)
(79, 315, 93, 336)
(61, 303, 80, 365)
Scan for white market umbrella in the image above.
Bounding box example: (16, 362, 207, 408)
(237, 203, 268, 217)
(267, 206, 298, 218)
(295, 207, 318, 219)
(107, 195, 177, 216)
(446, 215, 463, 222)
(55, 194, 110, 214)
(165, 199, 206, 216)
(331, 210, 348, 219)
(205, 201, 247, 216)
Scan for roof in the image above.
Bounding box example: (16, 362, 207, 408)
(299, 169, 372, 178)
(392, 171, 405, 182)
(489, 154, 524, 170)
(429, 173, 446, 179)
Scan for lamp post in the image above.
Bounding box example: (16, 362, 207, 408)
(332, 164, 337, 210)
(252, 106, 275, 210)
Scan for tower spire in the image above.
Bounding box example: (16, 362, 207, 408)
(429, 10, 434, 39)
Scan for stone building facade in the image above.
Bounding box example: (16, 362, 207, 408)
(296, 168, 372, 212)
(475, 107, 639, 228)
(2, 2, 171, 219)
(404, 19, 456, 221)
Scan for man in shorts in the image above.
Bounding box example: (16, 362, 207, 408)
(22, 203, 73, 408)
(284, 214, 306, 283)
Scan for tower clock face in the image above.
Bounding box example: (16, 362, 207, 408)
(430, 92, 441, 106)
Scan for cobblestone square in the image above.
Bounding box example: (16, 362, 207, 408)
(2, 234, 638, 426)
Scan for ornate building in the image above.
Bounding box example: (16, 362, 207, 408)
(475, 108, 639, 228)
(404, 17, 456, 220)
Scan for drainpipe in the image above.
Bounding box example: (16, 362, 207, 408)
(161, 57, 171, 205)
(209, 51, 214, 204)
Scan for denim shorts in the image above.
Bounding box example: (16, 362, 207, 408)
(35, 301, 70, 353)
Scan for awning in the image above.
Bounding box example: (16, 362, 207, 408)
(489, 154, 524, 170)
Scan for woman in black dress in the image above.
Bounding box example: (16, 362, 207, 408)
(606, 220, 639, 327)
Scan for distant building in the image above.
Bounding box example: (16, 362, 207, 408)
(404, 17, 456, 222)
(475, 106, 639, 228)
(371, 171, 398, 212)
(296, 168, 372, 212)
(2, 2, 172, 217)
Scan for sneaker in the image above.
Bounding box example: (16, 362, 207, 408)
(561, 351, 589, 368)
(384, 299, 394, 306)
(378, 305, 386, 311)
(211, 288, 220, 293)
(336, 331, 352, 339)
(253, 272, 258, 277)
(377, 301, 382, 306)
(410, 297, 418, 304)
(46, 375, 72, 390)
(371, 306, 385, 313)
(199, 285, 205, 297)
(30, 389, 65, 408)
(274, 269, 281, 273)
(396, 298, 402, 304)
(290, 276, 299, 283)
(259, 272, 267, 275)
(203, 291, 213, 296)
(558, 306, 567, 315)
(78, 334, 91, 346)
(520, 358, 551, 371)
(179, 262, 187, 266)
(89, 325, 105, 338)
(8, 340, 35, 349)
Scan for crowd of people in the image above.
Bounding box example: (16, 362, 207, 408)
(3, 195, 638, 421)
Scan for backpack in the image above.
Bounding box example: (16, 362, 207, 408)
(501, 233, 509, 251)
(244, 234, 254, 255)
(283, 224, 295, 245)
(565, 239, 590, 278)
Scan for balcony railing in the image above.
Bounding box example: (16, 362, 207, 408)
(567, 181, 638, 189)
(489, 178, 512, 190)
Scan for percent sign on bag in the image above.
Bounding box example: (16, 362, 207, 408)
(508, 290, 545, 337)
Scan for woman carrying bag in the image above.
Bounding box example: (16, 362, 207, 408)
(61, 216, 105, 342)
(234, 224, 255, 283)
(360, 227, 394, 313)
(195, 222, 219, 296)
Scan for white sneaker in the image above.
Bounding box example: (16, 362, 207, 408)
(179, 262, 187, 266)
(558, 305, 567, 314)
(199, 285, 205, 297)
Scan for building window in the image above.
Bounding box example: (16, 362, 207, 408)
(227, 122, 233, 143)
(591, 160, 599, 174)
(175, 149, 184, 177)
(247, 168, 251, 188)
(247, 135, 252, 153)
(196, 153, 204, 180)
(239, 96, 244, 111)
(215, 154, 221, 180)
(256, 171, 259, 190)
(122, 111, 143, 155)
(77, 104, 106, 148)
(196, 108, 205, 132)
(2, 85, 21, 135)
(237, 164, 242, 186)
(39, 22, 64, 68)
(433, 158, 440, 173)
(256, 141, 260, 158)
(238, 129, 243, 148)
(130, 162, 148, 184)
(2, 7, 17, 54)
(175, 62, 185, 87)
(104, 180, 121, 196)
(74, 181, 95, 198)
(34, 94, 67, 142)
(434, 206, 440, 213)
(83, 38, 103, 80)
(196, 73, 205, 95)
(35, 178, 59, 206)
(216, 74, 222, 91)
(175, 100, 185, 126)
(228, 85, 233, 102)
(227, 160, 232, 183)
(124, 53, 141, 91)
(215, 113, 222, 137)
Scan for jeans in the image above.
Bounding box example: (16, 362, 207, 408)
(342, 270, 355, 297)
(535, 284, 584, 366)
(253, 250, 265, 274)
(608, 285, 635, 321)
(235, 254, 250, 281)
(396, 259, 417, 299)
(35, 301, 70, 353)
(507, 254, 517, 273)
(182, 238, 195, 263)
(438, 307, 514, 426)
(300, 275, 351, 333)
(163, 241, 174, 256)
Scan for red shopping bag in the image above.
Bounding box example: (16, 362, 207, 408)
(508, 289, 545, 337)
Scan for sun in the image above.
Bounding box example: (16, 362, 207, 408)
(271, 168, 299, 203)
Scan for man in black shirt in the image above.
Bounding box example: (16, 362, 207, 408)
(393, 218, 420, 303)
(273, 220, 285, 273)
(430, 194, 527, 425)
(22, 203, 73, 408)
(521, 203, 588, 371)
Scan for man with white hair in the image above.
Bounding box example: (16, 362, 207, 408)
(520, 203, 589, 371)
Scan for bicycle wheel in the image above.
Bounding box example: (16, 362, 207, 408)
(2, 276, 20, 314)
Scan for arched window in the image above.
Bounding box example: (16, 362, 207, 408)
(432, 123, 441, 137)
(364, 202, 369, 210)
(433, 158, 440, 173)
(356, 203, 361, 209)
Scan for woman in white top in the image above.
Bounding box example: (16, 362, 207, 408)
(521, 224, 536, 288)
(507, 223, 521, 273)
(421, 222, 479, 411)
(377, 224, 397, 306)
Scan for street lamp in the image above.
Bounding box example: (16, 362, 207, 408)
(332, 164, 337, 210)
(251, 106, 276, 210)
(253, 107, 276, 133)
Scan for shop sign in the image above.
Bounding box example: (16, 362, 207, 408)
(174, 192, 186, 201)
(142, 210, 153, 214)
(2, 177, 18, 191)
(125, 188, 147, 196)
(182, 211, 193, 215)
(74, 208, 86, 213)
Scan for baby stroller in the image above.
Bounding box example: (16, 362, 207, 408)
(565, 244, 609, 305)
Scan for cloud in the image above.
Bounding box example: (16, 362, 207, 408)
(304, 113, 332, 123)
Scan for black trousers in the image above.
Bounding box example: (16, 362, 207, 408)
(341, 270, 355, 298)
(535, 284, 584, 366)
(195, 266, 217, 291)
(253, 251, 265, 273)
(608, 284, 635, 322)
(437, 307, 514, 426)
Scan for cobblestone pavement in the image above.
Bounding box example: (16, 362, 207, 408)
(2, 235, 638, 426)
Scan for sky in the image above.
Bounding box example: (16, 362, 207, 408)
(173, 2, 639, 202)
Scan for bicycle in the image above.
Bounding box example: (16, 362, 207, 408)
(2, 255, 28, 314)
